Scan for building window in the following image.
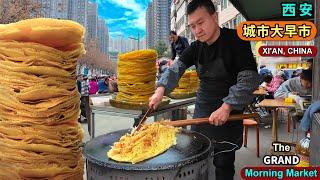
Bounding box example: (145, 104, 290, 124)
(176, 16, 185, 30)
(241, 15, 246, 22)
(179, 30, 185, 37)
(221, 0, 228, 10)
(232, 18, 237, 29)
(223, 22, 228, 28)
(236, 14, 241, 26)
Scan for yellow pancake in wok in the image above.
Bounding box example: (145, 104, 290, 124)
(108, 122, 180, 164)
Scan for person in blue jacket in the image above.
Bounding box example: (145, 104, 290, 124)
(98, 76, 109, 94)
(170, 30, 189, 61)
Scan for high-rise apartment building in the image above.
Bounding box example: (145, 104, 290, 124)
(36, 0, 52, 17)
(152, 0, 171, 46)
(106, 24, 109, 54)
(37, 0, 69, 19)
(146, 0, 172, 48)
(51, 0, 69, 19)
(68, 0, 87, 27)
(217, 0, 245, 29)
(97, 17, 108, 55)
(141, 38, 147, 49)
(34, 0, 109, 56)
(87, 2, 98, 40)
(146, 3, 154, 48)
(170, 0, 193, 40)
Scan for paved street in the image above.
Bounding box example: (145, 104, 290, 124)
(81, 100, 305, 179)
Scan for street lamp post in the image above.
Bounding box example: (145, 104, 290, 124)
(129, 32, 140, 50)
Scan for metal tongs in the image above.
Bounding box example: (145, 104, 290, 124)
(131, 107, 153, 135)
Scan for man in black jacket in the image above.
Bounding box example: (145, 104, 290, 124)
(149, 0, 259, 179)
(170, 30, 189, 60)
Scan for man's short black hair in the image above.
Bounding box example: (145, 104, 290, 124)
(187, 0, 216, 15)
(300, 68, 312, 82)
(263, 74, 273, 83)
(306, 58, 313, 63)
(260, 65, 266, 69)
(159, 60, 168, 66)
(170, 30, 177, 35)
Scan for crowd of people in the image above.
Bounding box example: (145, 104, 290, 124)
(77, 74, 118, 95)
(258, 58, 313, 101)
(258, 59, 317, 136)
(76, 74, 118, 122)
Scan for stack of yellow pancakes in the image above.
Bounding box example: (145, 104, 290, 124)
(170, 70, 199, 98)
(0, 18, 85, 179)
(107, 122, 180, 164)
(115, 50, 157, 104)
(189, 70, 199, 92)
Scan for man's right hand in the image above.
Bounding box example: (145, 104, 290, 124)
(149, 87, 165, 110)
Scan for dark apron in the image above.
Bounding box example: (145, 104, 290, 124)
(192, 55, 243, 152)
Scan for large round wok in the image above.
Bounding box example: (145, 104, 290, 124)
(83, 128, 211, 171)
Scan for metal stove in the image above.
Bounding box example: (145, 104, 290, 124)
(84, 129, 212, 180)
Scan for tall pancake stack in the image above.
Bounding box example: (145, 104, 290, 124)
(170, 70, 199, 99)
(189, 70, 199, 92)
(0, 18, 85, 179)
(115, 50, 157, 104)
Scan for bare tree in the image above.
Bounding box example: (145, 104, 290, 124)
(0, 1, 116, 75)
(0, 0, 43, 24)
(78, 39, 117, 75)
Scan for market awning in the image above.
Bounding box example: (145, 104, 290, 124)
(228, 0, 314, 21)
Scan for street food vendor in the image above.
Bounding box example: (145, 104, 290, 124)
(149, 0, 259, 179)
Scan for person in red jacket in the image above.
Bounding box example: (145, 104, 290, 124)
(265, 71, 284, 94)
(89, 77, 98, 95)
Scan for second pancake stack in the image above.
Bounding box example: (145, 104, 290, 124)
(170, 70, 199, 99)
(115, 50, 157, 104)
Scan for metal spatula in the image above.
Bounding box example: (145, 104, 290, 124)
(131, 107, 153, 134)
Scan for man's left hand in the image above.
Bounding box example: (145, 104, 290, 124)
(209, 103, 232, 126)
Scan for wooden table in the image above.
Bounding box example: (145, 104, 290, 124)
(253, 88, 268, 96)
(258, 99, 296, 143)
(250, 89, 268, 112)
